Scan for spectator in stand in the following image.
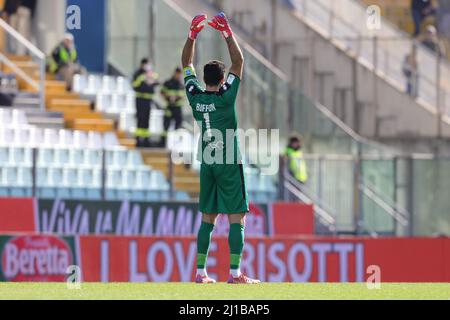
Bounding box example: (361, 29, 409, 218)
(160, 67, 185, 148)
(419, 25, 446, 56)
(285, 135, 308, 187)
(132, 58, 160, 148)
(438, 0, 450, 37)
(411, 0, 436, 36)
(402, 44, 419, 97)
(47, 33, 86, 90)
(2, 0, 36, 55)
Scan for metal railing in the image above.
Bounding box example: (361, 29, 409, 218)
(278, 153, 415, 236)
(288, 0, 450, 122)
(0, 18, 46, 110)
(289, 153, 450, 237)
(281, 160, 338, 234)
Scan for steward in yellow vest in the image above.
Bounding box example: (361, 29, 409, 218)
(285, 136, 308, 184)
(47, 33, 85, 90)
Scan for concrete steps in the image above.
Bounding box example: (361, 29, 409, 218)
(69, 118, 115, 132)
(45, 92, 80, 105)
(173, 177, 200, 194)
(4, 53, 195, 199)
(11, 92, 65, 129)
(27, 117, 65, 129)
(119, 138, 136, 149)
(141, 149, 200, 196)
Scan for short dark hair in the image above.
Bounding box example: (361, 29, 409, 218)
(203, 60, 226, 86)
(289, 136, 301, 145)
(141, 58, 149, 66)
(174, 67, 182, 74)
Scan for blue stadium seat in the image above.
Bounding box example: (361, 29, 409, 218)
(135, 169, 151, 189)
(106, 149, 128, 167)
(146, 191, 160, 201)
(85, 188, 102, 200)
(83, 169, 102, 199)
(0, 188, 8, 197)
(105, 169, 121, 200)
(152, 171, 169, 190)
(175, 191, 190, 201)
(47, 167, 63, 187)
(0, 147, 8, 164)
(38, 148, 54, 166)
(121, 169, 136, 189)
(56, 187, 71, 199)
(37, 187, 56, 199)
(9, 147, 32, 166)
(131, 190, 146, 200)
(62, 168, 78, 186)
(2, 166, 17, 186)
(53, 148, 70, 166)
(16, 166, 32, 186)
(69, 149, 84, 166)
(36, 167, 62, 199)
(127, 150, 143, 167)
(84, 149, 102, 167)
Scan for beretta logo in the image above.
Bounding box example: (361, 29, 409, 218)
(1, 236, 73, 282)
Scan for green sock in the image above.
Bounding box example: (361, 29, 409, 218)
(197, 222, 215, 269)
(228, 223, 245, 270)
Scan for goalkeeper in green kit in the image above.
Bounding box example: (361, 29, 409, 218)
(182, 12, 260, 284)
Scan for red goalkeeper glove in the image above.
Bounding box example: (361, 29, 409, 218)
(188, 14, 207, 40)
(208, 12, 233, 39)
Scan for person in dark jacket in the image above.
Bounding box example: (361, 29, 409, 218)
(132, 58, 160, 148)
(402, 44, 419, 97)
(160, 67, 185, 148)
(411, 0, 436, 36)
(2, 0, 36, 54)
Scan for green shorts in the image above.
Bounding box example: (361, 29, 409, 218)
(199, 164, 249, 214)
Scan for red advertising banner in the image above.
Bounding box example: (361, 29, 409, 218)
(445, 239, 450, 281)
(271, 203, 314, 235)
(77, 236, 450, 283)
(0, 198, 35, 232)
(0, 234, 78, 282)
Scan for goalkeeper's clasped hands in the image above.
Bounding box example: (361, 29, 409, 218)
(188, 12, 234, 40)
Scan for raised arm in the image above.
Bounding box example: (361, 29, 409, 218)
(181, 38, 195, 69)
(225, 36, 244, 78)
(208, 12, 244, 78)
(182, 14, 207, 69)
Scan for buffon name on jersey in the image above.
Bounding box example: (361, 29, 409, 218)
(195, 103, 216, 112)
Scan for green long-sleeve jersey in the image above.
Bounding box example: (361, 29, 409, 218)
(184, 67, 242, 165)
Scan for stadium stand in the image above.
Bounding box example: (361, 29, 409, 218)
(361, 0, 418, 34)
(0, 48, 195, 201)
(2, 0, 423, 234)
(1, 54, 277, 202)
(0, 108, 177, 200)
(361, 0, 450, 61)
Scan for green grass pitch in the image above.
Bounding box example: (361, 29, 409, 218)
(0, 283, 449, 300)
